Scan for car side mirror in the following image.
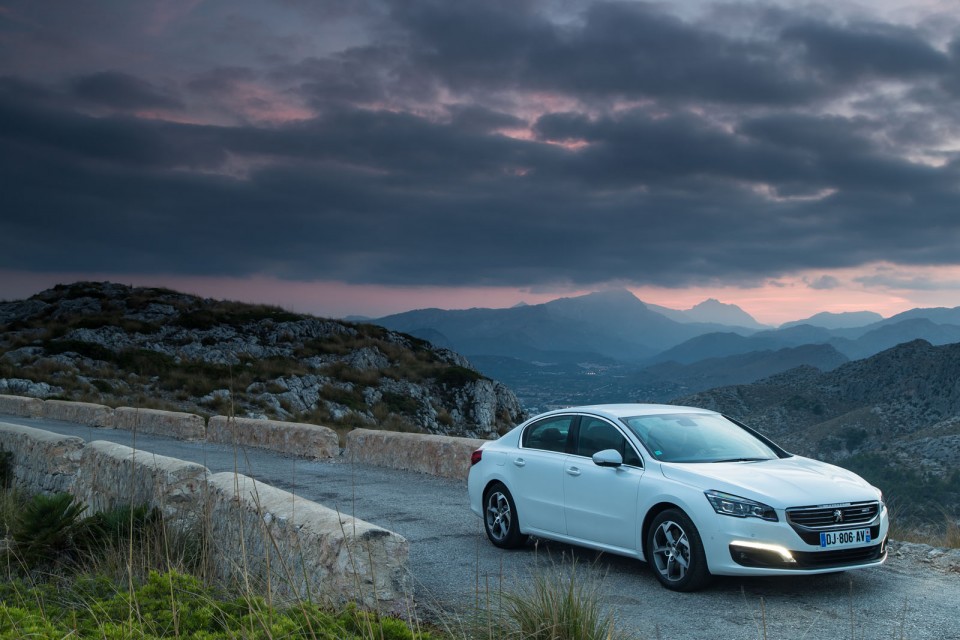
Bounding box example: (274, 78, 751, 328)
(592, 449, 623, 467)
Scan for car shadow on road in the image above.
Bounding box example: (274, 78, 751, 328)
(515, 535, 886, 599)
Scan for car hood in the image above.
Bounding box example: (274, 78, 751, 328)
(659, 456, 879, 508)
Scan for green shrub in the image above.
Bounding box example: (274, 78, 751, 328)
(381, 392, 420, 415)
(44, 339, 114, 362)
(0, 604, 65, 640)
(434, 366, 482, 388)
(174, 303, 301, 330)
(91, 379, 114, 393)
(0, 570, 436, 640)
(841, 453, 960, 523)
(0, 447, 12, 490)
(320, 384, 367, 412)
(115, 348, 176, 376)
(9, 492, 89, 567)
(83, 504, 162, 551)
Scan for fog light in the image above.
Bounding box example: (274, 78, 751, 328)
(730, 540, 796, 563)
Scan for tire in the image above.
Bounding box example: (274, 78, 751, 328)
(645, 508, 711, 591)
(483, 482, 527, 549)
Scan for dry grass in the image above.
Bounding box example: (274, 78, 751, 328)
(890, 512, 960, 549)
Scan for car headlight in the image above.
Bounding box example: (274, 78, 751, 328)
(705, 490, 778, 522)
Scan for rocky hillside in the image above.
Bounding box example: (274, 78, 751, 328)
(0, 282, 524, 438)
(678, 339, 960, 521)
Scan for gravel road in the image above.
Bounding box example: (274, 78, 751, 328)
(4, 415, 959, 640)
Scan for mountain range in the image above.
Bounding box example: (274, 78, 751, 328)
(375, 289, 960, 411)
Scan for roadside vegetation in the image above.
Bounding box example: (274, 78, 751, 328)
(0, 445, 626, 640)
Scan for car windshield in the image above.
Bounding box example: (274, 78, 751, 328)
(620, 413, 779, 463)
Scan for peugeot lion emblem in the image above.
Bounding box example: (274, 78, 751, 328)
(833, 509, 844, 523)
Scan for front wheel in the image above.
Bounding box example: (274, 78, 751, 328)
(483, 483, 527, 549)
(646, 509, 711, 591)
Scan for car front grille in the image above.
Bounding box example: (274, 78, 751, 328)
(791, 542, 886, 568)
(786, 501, 880, 531)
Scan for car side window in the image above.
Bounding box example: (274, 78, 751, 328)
(522, 416, 574, 453)
(577, 418, 643, 467)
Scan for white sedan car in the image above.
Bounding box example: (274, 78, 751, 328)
(467, 404, 888, 591)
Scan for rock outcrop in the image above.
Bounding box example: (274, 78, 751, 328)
(0, 281, 525, 437)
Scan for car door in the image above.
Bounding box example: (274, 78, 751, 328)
(563, 416, 644, 552)
(508, 414, 575, 536)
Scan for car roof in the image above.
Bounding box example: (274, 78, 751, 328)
(536, 403, 718, 420)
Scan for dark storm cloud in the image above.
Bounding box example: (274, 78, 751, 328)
(70, 71, 183, 111)
(394, 1, 820, 105)
(0, 80, 226, 169)
(1, 0, 960, 289)
(279, 50, 398, 106)
(781, 20, 951, 81)
(187, 67, 259, 95)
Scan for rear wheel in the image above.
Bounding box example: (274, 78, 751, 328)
(646, 509, 711, 591)
(483, 483, 527, 549)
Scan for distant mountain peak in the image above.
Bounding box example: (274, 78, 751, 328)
(780, 310, 884, 330)
(580, 288, 640, 302)
(683, 299, 767, 329)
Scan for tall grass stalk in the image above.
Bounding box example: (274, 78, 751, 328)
(476, 555, 623, 640)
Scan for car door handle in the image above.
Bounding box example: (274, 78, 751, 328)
(513, 458, 526, 467)
(566, 466, 581, 476)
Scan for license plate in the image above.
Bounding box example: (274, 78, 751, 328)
(820, 528, 871, 548)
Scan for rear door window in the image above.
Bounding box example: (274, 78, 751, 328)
(522, 415, 575, 453)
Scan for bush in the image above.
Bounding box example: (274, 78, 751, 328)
(0, 448, 12, 490)
(44, 339, 114, 362)
(841, 453, 960, 524)
(174, 303, 301, 330)
(320, 384, 367, 411)
(115, 348, 176, 376)
(0, 570, 437, 640)
(8, 492, 89, 567)
(434, 366, 482, 388)
(82, 503, 162, 551)
(381, 392, 420, 415)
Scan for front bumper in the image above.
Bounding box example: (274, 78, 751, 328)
(729, 536, 887, 570)
(700, 506, 889, 577)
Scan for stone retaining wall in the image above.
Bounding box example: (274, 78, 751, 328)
(41, 399, 115, 427)
(0, 421, 84, 494)
(0, 395, 42, 418)
(0, 394, 492, 480)
(0, 421, 409, 609)
(114, 407, 207, 440)
(344, 429, 485, 479)
(74, 441, 210, 526)
(205, 472, 409, 609)
(207, 416, 339, 459)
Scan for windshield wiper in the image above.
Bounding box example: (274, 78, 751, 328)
(711, 457, 770, 463)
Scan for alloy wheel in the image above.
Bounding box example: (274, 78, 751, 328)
(485, 490, 512, 543)
(651, 519, 692, 583)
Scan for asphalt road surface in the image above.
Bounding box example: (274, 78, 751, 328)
(3, 414, 958, 639)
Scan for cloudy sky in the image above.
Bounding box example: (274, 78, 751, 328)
(2, 0, 959, 324)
